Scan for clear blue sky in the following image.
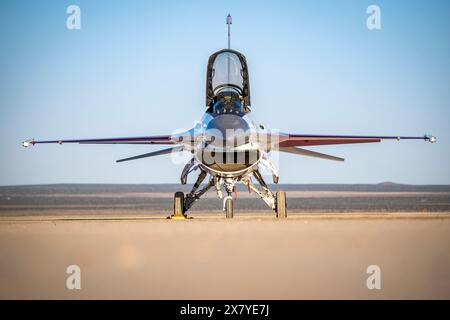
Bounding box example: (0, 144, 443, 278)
(1, 0, 449, 185)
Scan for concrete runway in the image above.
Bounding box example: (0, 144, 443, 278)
(1, 212, 449, 299)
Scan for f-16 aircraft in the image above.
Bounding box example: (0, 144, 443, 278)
(23, 15, 436, 219)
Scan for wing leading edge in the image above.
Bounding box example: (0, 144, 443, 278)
(21, 128, 201, 147)
(22, 135, 176, 147)
(274, 133, 436, 148)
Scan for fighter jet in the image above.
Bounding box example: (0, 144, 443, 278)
(22, 15, 436, 219)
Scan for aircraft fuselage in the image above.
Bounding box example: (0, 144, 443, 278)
(195, 111, 263, 178)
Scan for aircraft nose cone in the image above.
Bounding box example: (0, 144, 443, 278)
(205, 114, 250, 147)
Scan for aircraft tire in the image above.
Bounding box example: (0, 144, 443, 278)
(174, 191, 185, 215)
(276, 191, 287, 219)
(225, 198, 233, 219)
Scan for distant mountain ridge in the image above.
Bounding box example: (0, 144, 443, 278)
(1, 183, 449, 194)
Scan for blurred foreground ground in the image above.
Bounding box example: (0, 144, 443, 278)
(1, 184, 449, 299)
(1, 212, 449, 299)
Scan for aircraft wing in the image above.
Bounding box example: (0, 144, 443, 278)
(22, 133, 194, 147)
(272, 133, 436, 148)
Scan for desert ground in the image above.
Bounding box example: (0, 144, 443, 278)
(1, 184, 449, 299)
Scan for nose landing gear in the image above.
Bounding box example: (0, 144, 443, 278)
(223, 196, 233, 219)
(222, 178, 237, 219)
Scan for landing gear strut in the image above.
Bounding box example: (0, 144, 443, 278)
(242, 170, 287, 219)
(169, 169, 213, 219)
(169, 164, 287, 219)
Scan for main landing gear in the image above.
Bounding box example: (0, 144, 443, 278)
(170, 184, 287, 219)
(241, 170, 287, 219)
(170, 191, 187, 219)
(275, 190, 287, 219)
(169, 163, 287, 219)
(168, 168, 214, 219)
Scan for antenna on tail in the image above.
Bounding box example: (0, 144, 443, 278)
(226, 14, 232, 49)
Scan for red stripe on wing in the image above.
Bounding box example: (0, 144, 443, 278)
(278, 138, 380, 147)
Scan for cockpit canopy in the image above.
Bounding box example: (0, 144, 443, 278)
(206, 49, 251, 111)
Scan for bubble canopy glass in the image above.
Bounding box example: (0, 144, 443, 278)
(212, 52, 243, 94)
(205, 49, 251, 109)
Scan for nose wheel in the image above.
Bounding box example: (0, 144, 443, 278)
(224, 196, 234, 219)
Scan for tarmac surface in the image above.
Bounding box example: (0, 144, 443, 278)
(1, 211, 449, 299)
